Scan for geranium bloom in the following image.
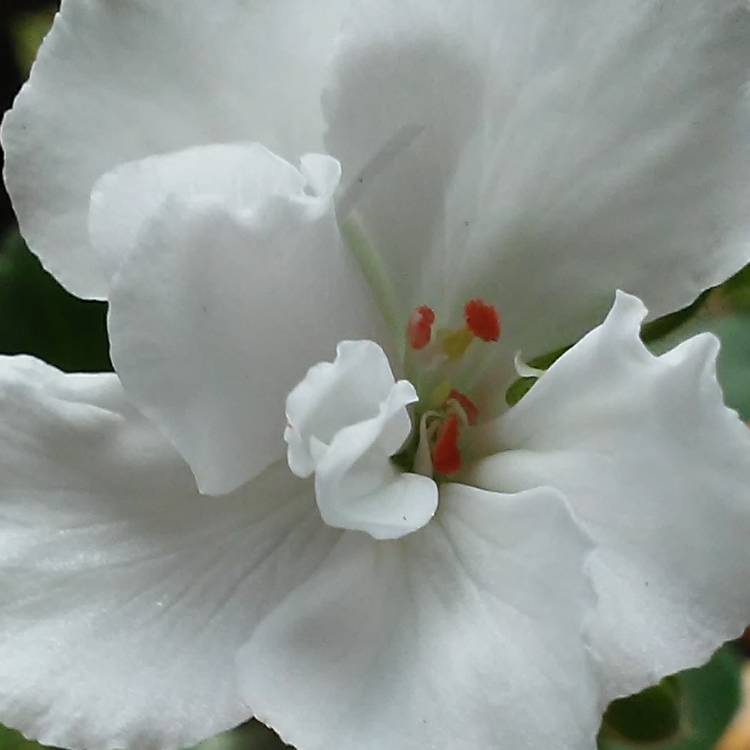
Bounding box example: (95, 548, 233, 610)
(2, 1, 750, 749)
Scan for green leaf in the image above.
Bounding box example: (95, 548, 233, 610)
(599, 646, 743, 750)
(707, 314, 750, 421)
(671, 647, 743, 750)
(715, 264, 750, 313)
(505, 375, 536, 407)
(641, 292, 710, 344)
(0, 230, 111, 372)
(602, 679, 683, 746)
(0, 720, 289, 750)
(191, 722, 289, 750)
(0, 725, 54, 750)
(11, 10, 56, 75)
(653, 311, 750, 421)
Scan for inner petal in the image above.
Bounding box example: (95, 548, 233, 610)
(285, 340, 437, 540)
(285, 340, 400, 471)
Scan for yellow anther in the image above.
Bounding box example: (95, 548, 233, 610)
(440, 327, 474, 360)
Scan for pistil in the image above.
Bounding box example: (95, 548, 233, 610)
(432, 414, 461, 475)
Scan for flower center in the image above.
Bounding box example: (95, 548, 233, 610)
(400, 298, 501, 478)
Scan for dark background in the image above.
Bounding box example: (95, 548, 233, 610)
(0, 1, 54, 229)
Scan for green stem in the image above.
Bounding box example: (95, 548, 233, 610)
(340, 218, 402, 350)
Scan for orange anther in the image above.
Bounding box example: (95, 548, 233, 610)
(465, 299, 500, 342)
(446, 389, 479, 425)
(407, 305, 436, 350)
(432, 414, 462, 475)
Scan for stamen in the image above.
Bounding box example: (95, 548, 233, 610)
(446, 389, 479, 425)
(413, 411, 440, 476)
(432, 414, 462, 475)
(465, 299, 501, 342)
(403, 297, 498, 477)
(440, 327, 474, 360)
(407, 305, 436, 350)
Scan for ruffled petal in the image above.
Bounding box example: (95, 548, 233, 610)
(286, 340, 437, 540)
(466, 292, 750, 699)
(326, 0, 750, 358)
(0, 355, 340, 750)
(285, 340, 404, 476)
(240, 484, 601, 750)
(1, 0, 349, 299)
(313, 379, 437, 540)
(106, 143, 380, 495)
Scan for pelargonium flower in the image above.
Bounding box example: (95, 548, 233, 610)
(2, 1, 750, 749)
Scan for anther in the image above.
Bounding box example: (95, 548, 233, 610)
(432, 414, 462, 475)
(407, 305, 436, 350)
(465, 299, 501, 342)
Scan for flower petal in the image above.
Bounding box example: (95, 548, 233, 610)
(285, 340, 404, 477)
(326, 0, 750, 357)
(286, 340, 438, 540)
(106, 144, 380, 495)
(240, 484, 601, 750)
(1, 0, 349, 299)
(466, 292, 750, 699)
(90, 142, 316, 287)
(0, 355, 339, 750)
(314, 377, 436, 540)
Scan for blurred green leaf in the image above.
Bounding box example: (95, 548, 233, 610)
(0, 230, 111, 372)
(505, 375, 536, 407)
(672, 647, 744, 750)
(708, 314, 750, 421)
(653, 311, 750, 422)
(0, 720, 288, 750)
(641, 292, 710, 344)
(599, 646, 743, 750)
(11, 10, 56, 75)
(602, 679, 683, 746)
(715, 264, 750, 314)
(192, 722, 289, 750)
(0, 725, 54, 750)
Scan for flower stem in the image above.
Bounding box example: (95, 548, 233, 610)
(340, 218, 402, 347)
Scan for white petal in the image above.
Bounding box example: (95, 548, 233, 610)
(314, 379, 437, 540)
(286, 340, 437, 540)
(1, 0, 349, 299)
(326, 0, 750, 357)
(285, 340, 402, 477)
(0, 355, 339, 750)
(106, 144, 380, 496)
(466, 292, 750, 699)
(90, 142, 311, 286)
(240, 485, 601, 750)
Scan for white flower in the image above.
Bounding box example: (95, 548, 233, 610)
(2, 1, 750, 750)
